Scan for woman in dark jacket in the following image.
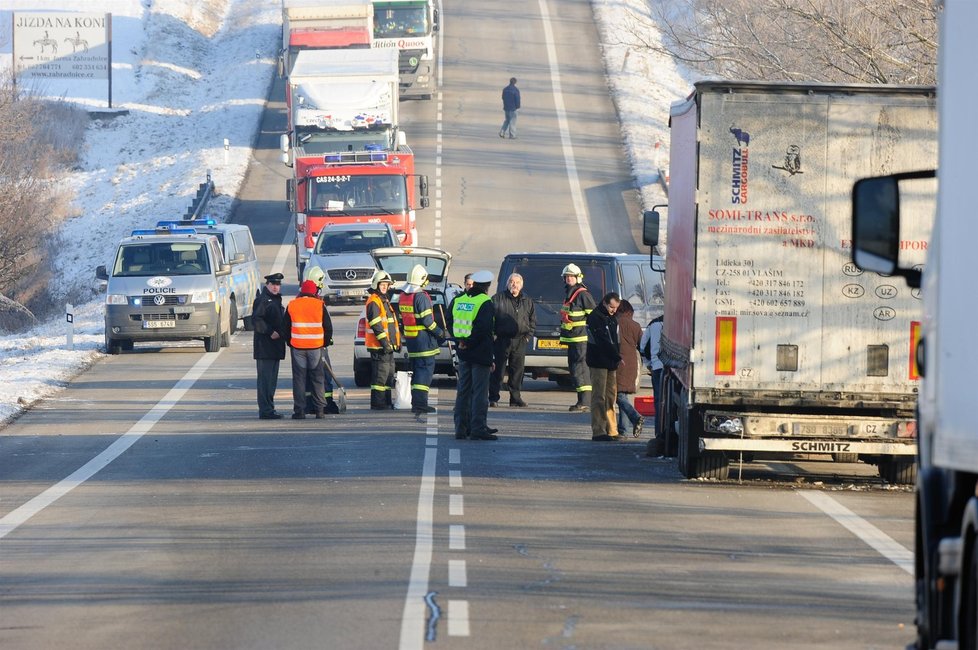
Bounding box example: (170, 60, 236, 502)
(615, 300, 645, 437)
(586, 292, 622, 440)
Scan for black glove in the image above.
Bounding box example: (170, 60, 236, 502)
(382, 340, 393, 353)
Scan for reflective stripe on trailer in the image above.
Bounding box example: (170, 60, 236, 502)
(699, 438, 917, 455)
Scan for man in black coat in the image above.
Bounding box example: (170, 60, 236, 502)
(490, 272, 536, 407)
(253, 273, 287, 419)
(586, 292, 622, 440)
(451, 270, 498, 440)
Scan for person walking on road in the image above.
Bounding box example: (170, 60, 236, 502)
(283, 280, 329, 419)
(253, 272, 287, 420)
(451, 270, 498, 440)
(490, 272, 535, 408)
(560, 263, 596, 412)
(499, 77, 520, 139)
(365, 270, 400, 410)
(400, 264, 447, 415)
(614, 300, 645, 438)
(586, 292, 622, 441)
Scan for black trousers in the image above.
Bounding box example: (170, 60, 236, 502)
(489, 337, 526, 402)
(256, 358, 280, 416)
(370, 349, 395, 408)
(567, 342, 592, 401)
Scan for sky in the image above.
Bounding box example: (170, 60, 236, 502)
(0, 0, 690, 425)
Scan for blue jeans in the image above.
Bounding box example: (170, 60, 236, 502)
(500, 110, 518, 137)
(454, 359, 491, 436)
(616, 391, 642, 435)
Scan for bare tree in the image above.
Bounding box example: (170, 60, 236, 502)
(641, 0, 938, 84)
(0, 71, 85, 329)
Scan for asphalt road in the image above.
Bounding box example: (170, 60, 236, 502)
(0, 0, 915, 648)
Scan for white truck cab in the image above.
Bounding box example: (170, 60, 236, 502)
(97, 225, 233, 354)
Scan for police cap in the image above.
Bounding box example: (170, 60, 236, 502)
(264, 272, 284, 285)
(471, 270, 493, 284)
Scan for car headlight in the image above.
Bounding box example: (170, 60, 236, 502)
(191, 290, 216, 303)
(106, 294, 128, 305)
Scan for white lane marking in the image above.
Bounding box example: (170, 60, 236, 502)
(799, 491, 913, 575)
(398, 447, 438, 650)
(449, 559, 468, 587)
(449, 469, 462, 488)
(271, 212, 296, 276)
(425, 438, 438, 447)
(0, 351, 222, 540)
(449, 524, 466, 550)
(537, 0, 597, 253)
(449, 494, 464, 516)
(448, 600, 470, 637)
(448, 449, 460, 464)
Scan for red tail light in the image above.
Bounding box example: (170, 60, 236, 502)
(356, 318, 366, 339)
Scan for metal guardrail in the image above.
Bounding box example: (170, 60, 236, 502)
(185, 170, 214, 220)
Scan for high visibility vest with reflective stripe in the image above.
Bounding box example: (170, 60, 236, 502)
(401, 291, 440, 358)
(365, 293, 400, 350)
(288, 296, 324, 349)
(560, 286, 591, 344)
(451, 293, 491, 339)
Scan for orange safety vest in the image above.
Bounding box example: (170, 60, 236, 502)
(288, 296, 325, 349)
(365, 292, 401, 350)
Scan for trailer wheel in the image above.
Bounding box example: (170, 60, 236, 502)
(832, 452, 859, 464)
(660, 372, 679, 457)
(878, 457, 917, 484)
(677, 393, 729, 480)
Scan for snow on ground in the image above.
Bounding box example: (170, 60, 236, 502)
(0, 0, 691, 426)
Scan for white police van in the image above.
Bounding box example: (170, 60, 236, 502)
(157, 219, 262, 331)
(97, 224, 233, 354)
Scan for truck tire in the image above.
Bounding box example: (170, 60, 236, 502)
(204, 333, 220, 352)
(678, 395, 729, 480)
(832, 452, 859, 464)
(878, 457, 917, 484)
(354, 360, 371, 387)
(105, 335, 122, 355)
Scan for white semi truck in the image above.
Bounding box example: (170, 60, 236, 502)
(852, 0, 978, 646)
(371, 0, 438, 99)
(645, 80, 937, 482)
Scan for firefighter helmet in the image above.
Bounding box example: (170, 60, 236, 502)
(408, 264, 429, 287)
(371, 269, 393, 290)
(561, 263, 583, 278)
(304, 265, 326, 289)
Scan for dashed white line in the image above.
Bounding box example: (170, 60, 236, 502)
(799, 491, 913, 575)
(448, 449, 460, 464)
(448, 559, 468, 587)
(449, 494, 464, 516)
(449, 524, 466, 550)
(398, 448, 438, 649)
(449, 469, 462, 488)
(448, 600, 470, 637)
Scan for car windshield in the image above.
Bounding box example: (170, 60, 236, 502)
(308, 174, 407, 214)
(315, 229, 396, 255)
(113, 242, 211, 277)
(508, 260, 608, 323)
(375, 254, 447, 284)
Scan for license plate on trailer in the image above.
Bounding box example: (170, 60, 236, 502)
(143, 320, 176, 329)
(536, 339, 565, 350)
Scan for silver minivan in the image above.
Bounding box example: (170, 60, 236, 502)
(97, 225, 233, 354)
(158, 219, 262, 331)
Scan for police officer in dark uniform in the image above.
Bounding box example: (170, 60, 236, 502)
(253, 273, 286, 419)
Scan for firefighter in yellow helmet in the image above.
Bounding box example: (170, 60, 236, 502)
(400, 264, 447, 414)
(301, 265, 339, 414)
(365, 269, 400, 409)
(560, 263, 595, 412)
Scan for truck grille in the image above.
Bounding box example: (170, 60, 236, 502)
(327, 268, 373, 281)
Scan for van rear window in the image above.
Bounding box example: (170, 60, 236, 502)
(114, 243, 211, 277)
(510, 261, 607, 305)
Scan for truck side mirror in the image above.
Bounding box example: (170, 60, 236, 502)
(398, 130, 407, 147)
(286, 178, 296, 213)
(418, 175, 430, 208)
(96, 265, 108, 280)
(643, 209, 661, 247)
(432, 9, 440, 31)
(280, 134, 292, 166)
(851, 170, 934, 289)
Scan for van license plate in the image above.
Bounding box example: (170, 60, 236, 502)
(143, 320, 176, 329)
(537, 339, 565, 350)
